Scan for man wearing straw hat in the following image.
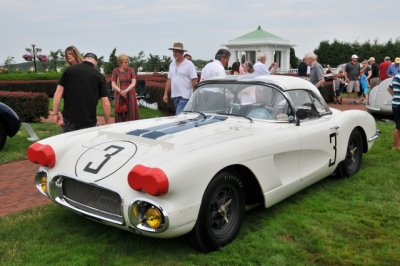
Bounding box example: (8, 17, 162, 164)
(163, 42, 198, 115)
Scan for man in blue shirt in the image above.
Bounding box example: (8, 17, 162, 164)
(387, 57, 400, 77)
(388, 71, 400, 150)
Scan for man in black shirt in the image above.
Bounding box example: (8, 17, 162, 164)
(367, 57, 380, 88)
(51, 53, 111, 132)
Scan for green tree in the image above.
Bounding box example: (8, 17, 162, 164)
(104, 48, 118, 74)
(97, 56, 105, 72)
(145, 54, 161, 72)
(160, 55, 172, 71)
(129, 51, 146, 72)
(48, 49, 63, 72)
(192, 59, 211, 70)
(314, 38, 400, 66)
(289, 47, 299, 68)
(4, 56, 16, 72)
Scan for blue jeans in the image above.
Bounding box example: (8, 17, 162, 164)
(173, 97, 189, 115)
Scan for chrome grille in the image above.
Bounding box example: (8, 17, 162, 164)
(62, 178, 123, 224)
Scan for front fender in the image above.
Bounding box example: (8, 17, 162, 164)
(0, 102, 21, 137)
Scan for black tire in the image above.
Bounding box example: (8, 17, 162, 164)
(188, 171, 245, 252)
(0, 120, 6, 151)
(339, 128, 364, 177)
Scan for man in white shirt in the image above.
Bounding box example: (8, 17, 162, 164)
(200, 49, 230, 81)
(163, 42, 198, 115)
(253, 53, 276, 76)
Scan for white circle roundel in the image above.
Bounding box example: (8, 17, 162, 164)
(75, 141, 137, 181)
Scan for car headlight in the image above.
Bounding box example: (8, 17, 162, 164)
(129, 201, 168, 232)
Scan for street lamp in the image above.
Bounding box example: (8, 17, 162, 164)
(22, 44, 48, 73)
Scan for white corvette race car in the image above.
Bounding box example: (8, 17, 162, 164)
(28, 75, 380, 252)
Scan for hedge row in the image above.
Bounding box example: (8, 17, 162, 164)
(0, 72, 61, 81)
(146, 86, 175, 113)
(0, 91, 49, 122)
(0, 80, 57, 97)
(136, 74, 173, 113)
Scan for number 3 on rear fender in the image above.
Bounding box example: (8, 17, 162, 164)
(329, 132, 337, 167)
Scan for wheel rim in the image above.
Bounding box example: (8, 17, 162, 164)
(208, 185, 239, 239)
(345, 136, 361, 173)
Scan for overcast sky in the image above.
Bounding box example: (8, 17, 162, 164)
(0, 0, 397, 66)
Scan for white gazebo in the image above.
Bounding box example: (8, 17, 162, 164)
(223, 26, 294, 70)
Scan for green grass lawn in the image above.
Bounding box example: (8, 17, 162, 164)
(0, 123, 62, 163)
(0, 121, 399, 265)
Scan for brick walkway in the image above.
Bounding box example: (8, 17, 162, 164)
(0, 160, 50, 217)
(0, 103, 367, 217)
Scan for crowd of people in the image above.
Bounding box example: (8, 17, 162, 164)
(299, 54, 400, 105)
(299, 53, 400, 150)
(48, 42, 400, 151)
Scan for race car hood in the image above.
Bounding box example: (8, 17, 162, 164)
(43, 113, 284, 185)
(93, 113, 260, 162)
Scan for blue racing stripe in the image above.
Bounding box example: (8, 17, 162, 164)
(127, 115, 227, 139)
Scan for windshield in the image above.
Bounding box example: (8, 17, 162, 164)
(184, 83, 293, 122)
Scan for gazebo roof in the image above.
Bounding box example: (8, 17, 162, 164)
(225, 26, 291, 46)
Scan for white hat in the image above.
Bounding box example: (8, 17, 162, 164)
(351, 54, 359, 59)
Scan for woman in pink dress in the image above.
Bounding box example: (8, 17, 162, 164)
(111, 54, 140, 122)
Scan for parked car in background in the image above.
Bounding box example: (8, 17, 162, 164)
(27, 75, 380, 252)
(365, 78, 393, 116)
(0, 102, 21, 150)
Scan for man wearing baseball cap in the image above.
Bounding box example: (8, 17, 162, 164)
(387, 57, 400, 78)
(344, 54, 361, 104)
(163, 42, 198, 115)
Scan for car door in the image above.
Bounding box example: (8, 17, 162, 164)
(288, 90, 338, 182)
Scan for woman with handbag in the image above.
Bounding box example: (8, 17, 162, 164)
(111, 54, 140, 122)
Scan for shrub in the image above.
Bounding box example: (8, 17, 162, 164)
(0, 80, 57, 97)
(0, 72, 61, 80)
(146, 86, 175, 113)
(0, 91, 48, 122)
(321, 82, 334, 103)
(136, 74, 174, 113)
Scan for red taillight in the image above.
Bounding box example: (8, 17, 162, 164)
(128, 164, 169, 196)
(27, 143, 56, 168)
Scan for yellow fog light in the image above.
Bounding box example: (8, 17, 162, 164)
(35, 171, 48, 196)
(132, 203, 140, 221)
(129, 201, 168, 232)
(144, 207, 162, 229)
(41, 176, 47, 193)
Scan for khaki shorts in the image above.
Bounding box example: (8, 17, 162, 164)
(370, 77, 379, 88)
(347, 80, 360, 93)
